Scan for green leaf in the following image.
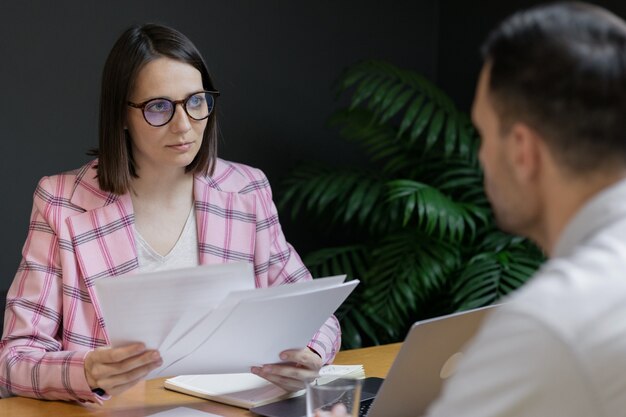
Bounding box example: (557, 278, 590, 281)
(444, 112, 458, 156)
(306, 174, 332, 211)
(305, 245, 370, 281)
(318, 174, 346, 208)
(368, 79, 395, 111)
(386, 179, 473, 242)
(357, 182, 383, 225)
(380, 88, 414, 125)
(397, 95, 425, 138)
(403, 194, 417, 225)
(425, 109, 445, 151)
(409, 101, 435, 143)
(451, 247, 542, 310)
(458, 118, 474, 159)
(344, 180, 369, 222)
(349, 74, 384, 110)
(377, 83, 405, 116)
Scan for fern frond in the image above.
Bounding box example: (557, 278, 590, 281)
(336, 60, 473, 160)
(386, 179, 479, 242)
(363, 231, 461, 339)
(452, 244, 544, 311)
(280, 167, 393, 230)
(305, 245, 370, 281)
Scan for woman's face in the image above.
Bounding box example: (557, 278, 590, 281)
(126, 57, 207, 175)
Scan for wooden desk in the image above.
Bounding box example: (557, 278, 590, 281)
(0, 344, 401, 417)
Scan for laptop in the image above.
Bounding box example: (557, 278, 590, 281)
(251, 304, 496, 417)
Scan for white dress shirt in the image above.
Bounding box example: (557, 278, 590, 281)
(426, 177, 626, 417)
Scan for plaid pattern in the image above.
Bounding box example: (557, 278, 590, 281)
(0, 159, 340, 403)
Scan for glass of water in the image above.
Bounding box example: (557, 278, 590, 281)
(306, 377, 363, 417)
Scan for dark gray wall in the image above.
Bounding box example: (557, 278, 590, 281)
(0, 1, 439, 290)
(436, 0, 626, 113)
(4, 0, 626, 294)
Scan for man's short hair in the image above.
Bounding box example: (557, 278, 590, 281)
(481, 2, 626, 173)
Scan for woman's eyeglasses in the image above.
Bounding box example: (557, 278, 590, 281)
(127, 90, 220, 127)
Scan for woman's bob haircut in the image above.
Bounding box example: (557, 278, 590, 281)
(95, 23, 218, 194)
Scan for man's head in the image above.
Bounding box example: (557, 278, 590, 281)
(473, 2, 626, 245)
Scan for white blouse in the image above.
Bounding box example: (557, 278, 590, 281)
(135, 207, 200, 272)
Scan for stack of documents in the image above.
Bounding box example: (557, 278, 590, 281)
(93, 262, 358, 378)
(164, 364, 365, 409)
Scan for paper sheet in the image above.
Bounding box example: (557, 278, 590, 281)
(93, 263, 358, 378)
(94, 262, 255, 349)
(147, 407, 223, 417)
(153, 279, 358, 377)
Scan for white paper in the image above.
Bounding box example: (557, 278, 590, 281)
(147, 407, 223, 417)
(158, 275, 348, 354)
(316, 364, 365, 385)
(94, 263, 255, 349)
(169, 373, 285, 396)
(165, 373, 296, 408)
(93, 263, 358, 378)
(152, 279, 358, 377)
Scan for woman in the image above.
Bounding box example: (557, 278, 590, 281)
(0, 24, 340, 403)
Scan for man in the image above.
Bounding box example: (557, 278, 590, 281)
(320, 2, 626, 416)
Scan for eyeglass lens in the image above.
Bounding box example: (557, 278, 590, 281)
(143, 92, 215, 126)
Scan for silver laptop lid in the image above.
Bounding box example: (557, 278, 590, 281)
(367, 304, 497, 417)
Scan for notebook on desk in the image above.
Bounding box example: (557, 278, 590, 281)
(251, 304, 497, 417)
(164, 365, 365, 409)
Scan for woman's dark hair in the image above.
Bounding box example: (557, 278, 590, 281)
(481, 2, 626, 173)
(94, 23, 218, 194)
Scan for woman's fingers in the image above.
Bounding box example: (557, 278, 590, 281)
(252, 348, 323, 391)
(94, 358, 164, 395)
(84, 343, 162, 395)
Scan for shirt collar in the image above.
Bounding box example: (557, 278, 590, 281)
(553, 177, 626, 258)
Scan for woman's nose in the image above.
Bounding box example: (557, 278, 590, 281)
(169, 103, 192, 133)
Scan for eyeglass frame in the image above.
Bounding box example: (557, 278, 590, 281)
(127, 90, 220, 127)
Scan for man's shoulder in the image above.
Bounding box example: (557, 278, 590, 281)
(487, 254, 626, 415)
(502, 235, 626, 339)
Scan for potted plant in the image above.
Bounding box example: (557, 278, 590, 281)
(280, 61, 544, 348)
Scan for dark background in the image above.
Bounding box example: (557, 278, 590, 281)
(1, 0, 625, 302)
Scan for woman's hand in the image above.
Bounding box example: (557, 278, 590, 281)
(251, 348, 323, 392)
(84, 343, 163, 396)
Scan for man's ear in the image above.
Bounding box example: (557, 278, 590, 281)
(507, 122, 542, 183)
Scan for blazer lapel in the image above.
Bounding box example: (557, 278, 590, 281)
(66, 164, 139, 335)
(67, 192, 138, 288)
(67, 162, 138, 287)
(194, 175, 258, 266)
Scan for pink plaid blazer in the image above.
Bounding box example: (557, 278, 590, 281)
(0, 159, 340, 403)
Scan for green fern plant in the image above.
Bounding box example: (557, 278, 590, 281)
(280, 60, 544, 348)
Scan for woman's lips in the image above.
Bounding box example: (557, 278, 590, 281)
(167, 142, 193, 152)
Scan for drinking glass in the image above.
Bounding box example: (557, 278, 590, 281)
(306, 377, 362, 417)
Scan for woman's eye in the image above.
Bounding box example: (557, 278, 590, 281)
(187, 95, 206, 108)
(146, 100, 171, 113)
